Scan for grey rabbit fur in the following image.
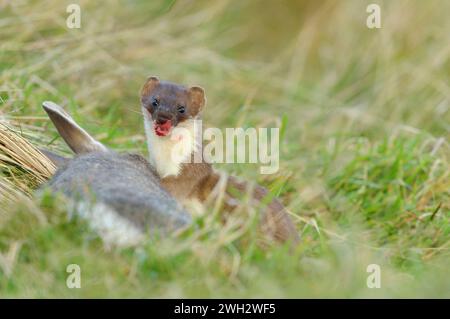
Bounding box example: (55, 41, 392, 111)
(40, 101, 191, 247)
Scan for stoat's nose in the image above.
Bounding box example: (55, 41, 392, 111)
(155, 111, 173, 124)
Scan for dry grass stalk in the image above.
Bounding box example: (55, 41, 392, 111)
(0, 121, 56, 199)
(0, 122, 56, 180)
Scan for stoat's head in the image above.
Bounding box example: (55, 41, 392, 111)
(140, 76, 206, 137)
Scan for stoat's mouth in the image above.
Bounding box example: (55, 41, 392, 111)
(154, 120, 172, 137)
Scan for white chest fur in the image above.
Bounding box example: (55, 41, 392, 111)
(143, 113, 200, 178)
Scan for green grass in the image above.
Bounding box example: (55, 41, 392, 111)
(0, 0, 449, 297)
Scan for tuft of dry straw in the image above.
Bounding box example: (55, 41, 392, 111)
(0, 122, 56, 198)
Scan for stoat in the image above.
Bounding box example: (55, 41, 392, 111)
(140, 76, 299, 245)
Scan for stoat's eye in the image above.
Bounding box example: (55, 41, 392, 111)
(152, 98, 159, 107)
(177, 105, 186, 114)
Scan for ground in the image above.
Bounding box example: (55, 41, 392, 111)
(0, 0, 449, 297)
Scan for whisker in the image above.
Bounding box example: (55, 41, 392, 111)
(125, 108, 142, 115)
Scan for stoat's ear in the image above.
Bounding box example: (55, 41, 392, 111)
(42, 101, 108, 154)
(188, 86, 206, 114)
(140, 76, 160, 98)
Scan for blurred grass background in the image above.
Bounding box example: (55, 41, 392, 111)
(0, 0, 449, 297)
